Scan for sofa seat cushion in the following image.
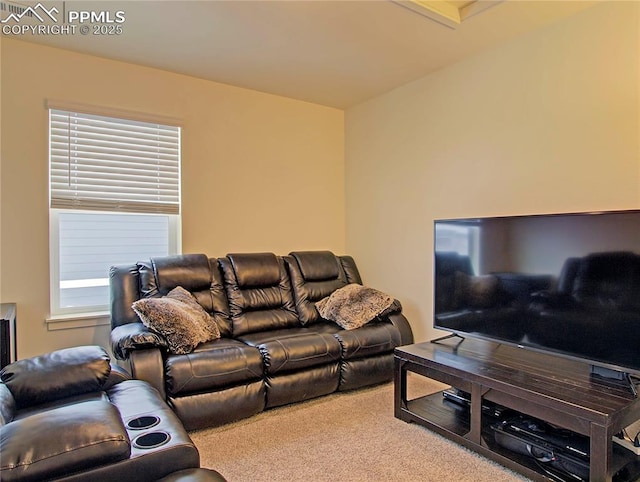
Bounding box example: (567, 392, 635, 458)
(164, 339, 264, 397)
(238, 328, 341, 375)
(12, 391, 109, 422)
(0, 400, 130, 482)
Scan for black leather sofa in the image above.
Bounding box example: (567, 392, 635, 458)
(0, 345, 226, 482)
(110, 251, 413, 430)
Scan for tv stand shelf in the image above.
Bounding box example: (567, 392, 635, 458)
(394, 339, 640, 482)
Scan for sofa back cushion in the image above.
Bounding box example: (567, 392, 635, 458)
(138, 254, 233, 337)
(220, 253, 298, 336)
(293, 251, 341, 281)
(286, 251, 351, 325)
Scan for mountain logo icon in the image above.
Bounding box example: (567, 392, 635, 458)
(1, 2, 59, 23)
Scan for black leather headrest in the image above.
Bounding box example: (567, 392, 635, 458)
(151, 254, 212, 294)
(227, 252, 280, 288)
(290, 251, 339, 281)
(0, 346, 111, 409)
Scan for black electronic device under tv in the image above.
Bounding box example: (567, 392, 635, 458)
(433, 209, 640, 393)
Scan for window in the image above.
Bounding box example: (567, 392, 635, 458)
(435, 222, 480, 274)
(49, 106, 181, 316)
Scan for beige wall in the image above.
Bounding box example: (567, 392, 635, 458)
(0, 39, 345, 358)
(345, 2, 640, 343)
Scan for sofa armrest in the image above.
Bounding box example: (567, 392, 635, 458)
(102, 363, 131, 391)
(110, 324, 167, 399)
(0, 346, 111, 409)
(387, 312, 414, 346)
(110, 322, 168, 360)
(128, 348, 167, 400)
(378, 299, 413, 346)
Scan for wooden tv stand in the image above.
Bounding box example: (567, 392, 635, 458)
(394, 338, 640, 482)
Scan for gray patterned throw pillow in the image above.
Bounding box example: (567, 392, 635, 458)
(132, 286, 221, 354)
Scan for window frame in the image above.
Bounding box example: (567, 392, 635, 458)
(47, 102, 182, 319)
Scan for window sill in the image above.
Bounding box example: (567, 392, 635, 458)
(46, 311, 110, 331)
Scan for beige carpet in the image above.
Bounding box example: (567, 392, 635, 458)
(190, 376, 531, 482)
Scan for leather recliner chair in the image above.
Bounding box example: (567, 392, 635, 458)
(0, 345, 225, 482)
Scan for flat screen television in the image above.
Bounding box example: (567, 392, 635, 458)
(433, 209, 640, 385)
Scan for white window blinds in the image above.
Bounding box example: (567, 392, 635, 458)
(49, 109, 180, 214)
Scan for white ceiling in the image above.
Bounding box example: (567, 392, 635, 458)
(8, 0, 598, 108)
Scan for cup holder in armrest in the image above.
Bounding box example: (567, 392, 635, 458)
(127, 415, 160, 430)
(132, 431, 171, 449)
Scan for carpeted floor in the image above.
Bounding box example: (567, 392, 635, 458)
(190, 375, 531, 481)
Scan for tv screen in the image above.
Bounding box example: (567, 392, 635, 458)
(434, 210, 640, 377)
